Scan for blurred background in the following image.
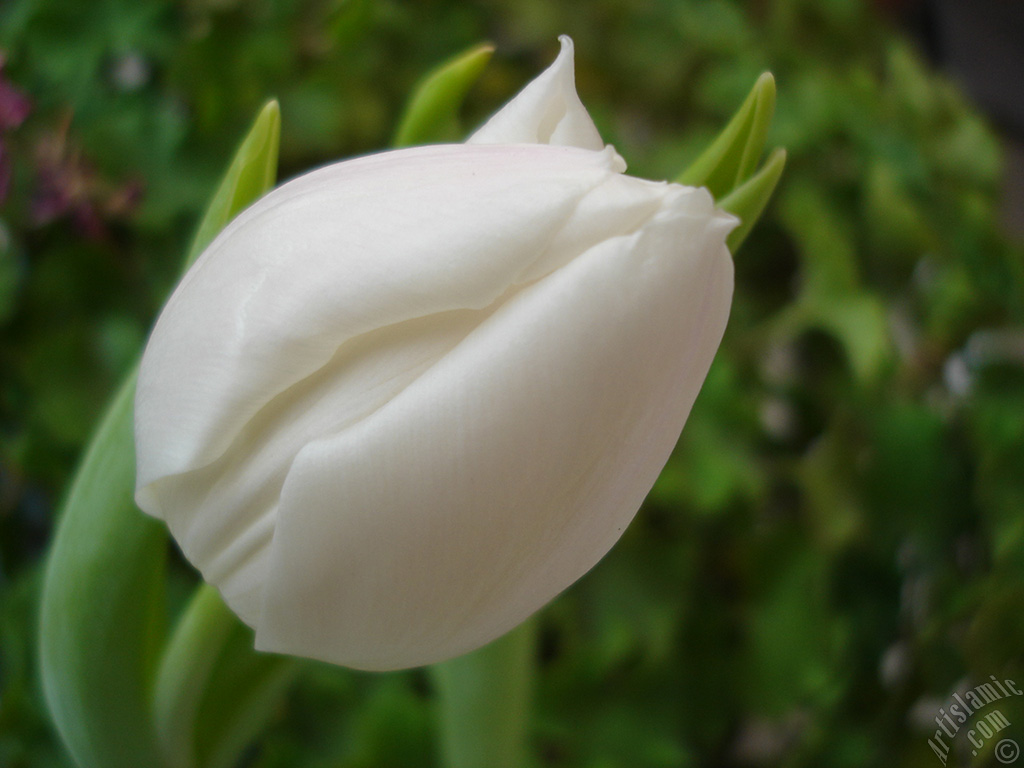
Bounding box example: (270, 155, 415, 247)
(1, 0, 1023, 766)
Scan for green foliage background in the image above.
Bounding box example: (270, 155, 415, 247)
(1, 0, 1023, 766)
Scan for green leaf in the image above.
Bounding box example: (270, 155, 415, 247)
(677, 72, 776, 199)
(153, 586, 237, 768)
(392, 42, 494, 147)
(735, 76, 776, 185)
(186, 100, 282, 267)
(153, 586, 299, 768)
(38, 100, 283, 768)
(39, 368, 168, 768)
(194, 623, 299, 768)
(719, 147, 786, 252)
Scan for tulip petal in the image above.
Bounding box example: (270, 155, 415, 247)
(136, 144, 639, 622)
(255, 184, 735, 670)
(468, 36, 604, 151)
(138, 146, 619, 483)
(134, 37, 753, 674)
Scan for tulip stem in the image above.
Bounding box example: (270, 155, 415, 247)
(430, 619, 537, 768)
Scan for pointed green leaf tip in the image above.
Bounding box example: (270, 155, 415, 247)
(38, 100, 283, 768)
(735, 72, 776, 186)
(187, 99, 281, 267)
(677, 71, 784, 253)
(677, 72, 776, 198)
(720, 147, 787, 252)
(393, 42, 495, 147)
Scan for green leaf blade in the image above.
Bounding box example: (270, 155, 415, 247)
(152, 585, 300, 768)
(677, 72, 776, 199)
(153, 586, 237, 768)
(38, 369, 168, 768)
(186, 100, 281, 267)
(720, 147, 787, 253)
(392, 42, 494, 148)
(736, 73, 776, 184)
(38, 99, 284, 768)
(194, 623, 300, 768)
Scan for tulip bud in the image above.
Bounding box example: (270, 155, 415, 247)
(135, 37, 736, 670)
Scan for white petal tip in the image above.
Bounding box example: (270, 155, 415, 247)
(468, 35, 604, 150)
(600, 144, 627, 174)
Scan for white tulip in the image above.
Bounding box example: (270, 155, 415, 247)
(134, 36, 736, 671)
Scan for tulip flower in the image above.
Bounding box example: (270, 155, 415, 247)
(134, 37, 738, 671)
